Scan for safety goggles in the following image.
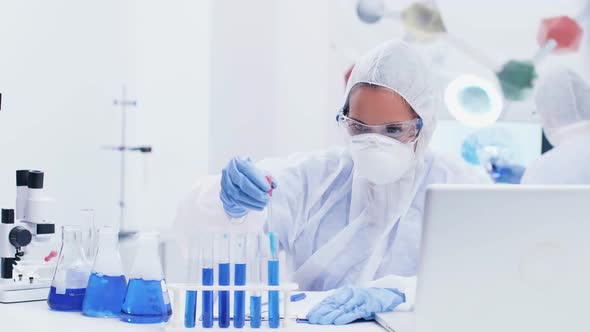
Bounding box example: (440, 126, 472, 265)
(337, 112, 423, 143)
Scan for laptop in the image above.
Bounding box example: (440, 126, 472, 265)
(376, 185, 590, 332)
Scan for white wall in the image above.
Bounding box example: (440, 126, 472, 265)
(208, 0, 280, 172)
(208, 0, 349, 173)
(0, 0, 129, 227)
(0, 0, 210, 234)
(124, 0, 211, 232)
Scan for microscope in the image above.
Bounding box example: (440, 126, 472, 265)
(0, 170, 57, 303)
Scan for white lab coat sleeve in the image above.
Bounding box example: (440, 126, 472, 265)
(173, 174, 269, 237)
(520, 159, 544, 184)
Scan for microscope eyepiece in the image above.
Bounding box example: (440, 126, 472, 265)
(16, 170, 29, 187)
(1, 209, 14, 224)
(27, 171, 44, 189)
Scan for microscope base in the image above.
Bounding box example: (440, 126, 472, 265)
(0, 284, 49, 303)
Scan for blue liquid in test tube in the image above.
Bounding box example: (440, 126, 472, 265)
(234, 264, 246, 327)
(219, 263, 230, 327)
(268, 232, 280, 329)
(201, 234, 214, 328)
(268, 260, 280, 328)
(248, 233, 263, 329)
(250, 295, 262, 328)
(233, 233, 247, 328)
(202, 268, 214, 327)
(184, 237, 202, 328)
(184, 290, 197, 327)
(217, 233, 231, 328)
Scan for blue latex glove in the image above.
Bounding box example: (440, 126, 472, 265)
(220, 157, 274, 218)
(491, 162, 525, 184)
(306, 286, 406, 325)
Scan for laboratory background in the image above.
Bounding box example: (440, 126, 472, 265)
(0, 0, 588, 236)
(0, 0, 589, 330)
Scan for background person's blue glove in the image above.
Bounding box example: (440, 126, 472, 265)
(306, 286, 406, 325)
(220, 157, 274, 218)
(490, 162, 525, 184)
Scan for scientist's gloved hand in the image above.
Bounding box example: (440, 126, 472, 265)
(306, 286, 405, 325)
(220, 157, 274, 218)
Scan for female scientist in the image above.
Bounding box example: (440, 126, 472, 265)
(174, 40, 486, 325)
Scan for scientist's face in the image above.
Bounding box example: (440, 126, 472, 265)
(348, 86, 418, 125)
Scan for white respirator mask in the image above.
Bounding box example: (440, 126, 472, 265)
(349, 133, 416, 185)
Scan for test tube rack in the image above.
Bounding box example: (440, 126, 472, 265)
(166, 282, 299, 330)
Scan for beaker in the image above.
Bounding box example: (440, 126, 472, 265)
(120, 232, 172, 324)
(82, 226, 127, 317)
(47, 225, 91, 311)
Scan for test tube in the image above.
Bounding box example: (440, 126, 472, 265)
(248, 233, 262, 329)
(201, 234, 214, 328)
(185, 290, 197, 328)
(216, 232, 231, 328)
(232, 233, 247, 328)
(184, 238, 200, 328)
(268, 232, 280, 328)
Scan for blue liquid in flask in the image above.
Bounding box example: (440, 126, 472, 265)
(218, 263, 230, 328)
(82, 273, 127, 317)
(47, 286, 86, 311)
(250, 295, 262, 328)
(268, 260, 280, 328)
(202, 267, 214, 328)
(120, 278, 172, 324)
(233, 263, 246, 328)
(184, 290, 197, 328)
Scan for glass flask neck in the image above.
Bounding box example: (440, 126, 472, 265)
(60, 226, 87, 260)
(97, 226, 118, 246)
(92, 226, 124, 276)
(130, 232, 163, 280)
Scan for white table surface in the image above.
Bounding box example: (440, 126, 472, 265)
(0, 294, 387, 332)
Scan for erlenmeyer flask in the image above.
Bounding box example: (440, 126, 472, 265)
(120, 232, 172, 324)
(82, 226, 127, 317)
(47, 225, 91, 311)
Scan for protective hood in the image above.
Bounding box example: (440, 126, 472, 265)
(535, 69, 590, 146)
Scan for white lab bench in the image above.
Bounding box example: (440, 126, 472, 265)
(0, 295, 388, 332)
